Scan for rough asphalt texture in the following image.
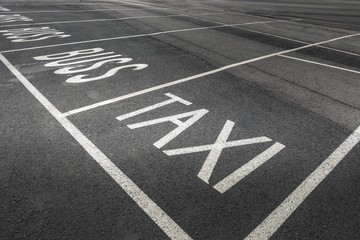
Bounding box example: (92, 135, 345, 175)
(0, 0, 359, 239)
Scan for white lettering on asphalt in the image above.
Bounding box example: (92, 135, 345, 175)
(164, 120, 274, 184)
(164, 120, 285, 192)
(0, 14, 32, 23)
(0, 27, 70, 42)
(116, 93, 192, 122)
(119, 94, 285, 193)
(213, 142, 285, 193)
(34, 48, 148, 83)
(127, 109, 209, 149)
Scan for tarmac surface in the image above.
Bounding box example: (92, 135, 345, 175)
(0, 0, 359, 239)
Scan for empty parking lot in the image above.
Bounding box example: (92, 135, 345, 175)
(1, 0, 360, 239)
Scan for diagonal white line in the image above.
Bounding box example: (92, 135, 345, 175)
(0, 12, 224, 28)
(279, 55, 360, 74)
(164, 137, 272, 156)
(245, 127, 360, 240)
(2, 7, 168, 14)
(213, 142, 286, 193)
(63, 32, 360, 117)
(1, 19, 296, 53)
(198, 120, 235, 183)
(190, 14, 360, 58)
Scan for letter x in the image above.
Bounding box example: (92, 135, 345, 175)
(163, 120, 273, 183)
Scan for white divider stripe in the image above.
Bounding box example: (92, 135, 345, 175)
(0, 53, 192, 240)
(279, 55, 360, 74)
(213, 143, 286, 193)
(63, 32, 360, 116)
(190, 14, 360, 58)
(245, 126, 360, 240)
(0, 12, 224, 28)
(1, 19, 297, 53)
(4, 7, 168, 14)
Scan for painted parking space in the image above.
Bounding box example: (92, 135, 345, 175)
(1, 0, 360, 239)
(64, 64, 353, 239)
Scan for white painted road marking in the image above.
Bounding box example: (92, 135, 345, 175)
(190, 14, 360, 58)
(5, 7, 168, 14)
(0, 12, 224, 28)
(116, 93, 192, 122)
(279, 55, 360, 75)
(164, 120, 276, 187)
(245, 126, 360, 240)
(128, 109, 209, 149)
(63, 32, 360, 116)
(0, 54, 192, 240)
(0, 27, 70, 42)
(198, 120, 238, 183)
(213, 142, 285, 193)
(34, 48, 148, 83)
(1, 19, 299, 53)
(118, 92, 283, 193)
(0, 14, 32, 23)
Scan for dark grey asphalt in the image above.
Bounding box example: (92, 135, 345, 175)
(0, 0, 359, 239)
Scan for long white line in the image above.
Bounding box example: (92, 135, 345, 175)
(0, 3, 116, 6)
(245, 126, 360, 240)
(1, 19, 296, 53)
(279, 55, 360, 74)
(190, 13, 360, 58)
(220, 0, 340, 9)
(0, 12, 224, 28)
(3, 7, 168, 14)
(0, 54, 192, 240)
(63, 32, 360, 116)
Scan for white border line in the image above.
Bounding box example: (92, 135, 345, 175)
(1, 19, 296, 53)
(245, 126, 360, 240)
(189, 14, 360, 58)
(279, 55, 360, 75)
(0, 12, 224, 28)
(63, 32, 360, 116)
(0, 53, 192, 240)
(3, 7, 168, 14)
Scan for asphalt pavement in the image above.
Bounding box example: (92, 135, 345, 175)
(0, 0, 359, 239)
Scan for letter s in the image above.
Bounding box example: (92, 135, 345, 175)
(66, 64, 148, 83)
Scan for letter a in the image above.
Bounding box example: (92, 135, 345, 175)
(127, 109, 209, 149)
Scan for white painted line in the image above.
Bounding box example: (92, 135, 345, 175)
(222, 1, 340, 9)
(197, 120, 235, 183)
(0, 53, 192, 240)
(213, 142, 285, 193)
(63, 32, 360, 116)
(245, 126, 360, 240)
(1, 19, 298, 53)
(4, 7, 168, 14)
(128, 109, 209, 149)
(118, 0, 175, 8)
(116, 93, 192, 122)
(164, 137, 272, 156)
(121, 0, 223, 11)
(0, 12, 224, 28)
(0, 3, 116, 6)
(279, 55, 360, 75)
(191, 14, 360, 58)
